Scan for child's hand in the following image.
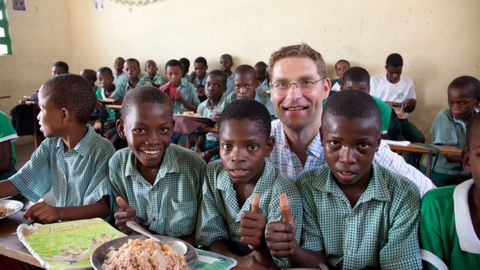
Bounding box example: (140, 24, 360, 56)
(24, 201, 61, 224)
(114, 196, 137, 234)
(240, 194, 265, 250)
(265, 193, 297, 257)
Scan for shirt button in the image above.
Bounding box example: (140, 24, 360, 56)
(152, 217, 156, 221)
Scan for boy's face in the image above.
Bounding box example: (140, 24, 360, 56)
(145, 61, 158, 76)
(124, 61, 141, 81)
(385, 65, 402, 84)
(97, 71, 114, 90)
(270, 57, 330, 131)
(220, 56, 233, 72)
(51, 66, 67, 78)
(117, 102, 173, 171)
(321, 113, 380, 187)
(206, 74, 225, 101)
(219, 119, 274, 185)
(234, 73, 258, 100)
(194, 63, 207, 78)
(335, 62, 349, 79)
(166, 65, 183, 87)
(463, 123, 480, 186)
(255, 66, 267, 82)
(37, 87, 65, 137)
(114, 58, 125, 72)
(448, 87, 478, 120)
(341, 80, 370, 94)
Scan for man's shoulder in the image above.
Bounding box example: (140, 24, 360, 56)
(374, 164, 421, 198)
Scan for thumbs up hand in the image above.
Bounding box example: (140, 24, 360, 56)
(114, 196, 137, 233)
(265, 193, 297, 257)
(240, 193, 265, 250)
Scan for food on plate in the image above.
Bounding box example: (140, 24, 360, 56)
(182, 111, 198, 117)
(102, 238, 187, 270)
(0, 205, 13, 217)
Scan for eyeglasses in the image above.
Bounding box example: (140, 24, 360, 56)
(270, 78, 325, 93)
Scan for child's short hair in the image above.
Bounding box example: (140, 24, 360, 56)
(466, 113, 480, 150)
(448, 75, 480, 100)
(234, 65, 256, 78)
(97, 67, 113, 77)
(335, 59, 350, 68)
(53, 61, 69, 73)
(255, 61, 267, 69)
(125, 58, 140, 68)
(269, 43, 327, 80)
(165, 59, 182, 70)
(179, 57, 190, 70)
(322, 91, 381, 130)
(219, 99, 271, 138)
(386, 53, 403, 67)
(342, 67, 370, 85)
(220, 54, 232, 62)
(194, 57, 208, 66)
(121, 86, 172, 119)
(80, 69, 97, 83)
(208, 69, 227, 86)
(41, 74, 96, 124)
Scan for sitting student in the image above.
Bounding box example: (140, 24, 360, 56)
(144, 59, 167, 88)
(95, 67, 120, 141)
(113, 56, 125, 85)
(330, 59, 350, 92)
(191, 57, 208, 102)
(266, 91, 422, 269)
(224, 65, 260, 104)
(420, 112, 480, 269)
(110, 87, 205, 244)
(111, 58, 151, 100)
(0, 111, 18, 179)
(370, 53, 425, 144)
(255, 61, 276, 119)
(422, 75, 479, 186)
(341, 66, 404, 140)
(80, 68, 99, 92)
(196, 99, 302, 269)
(160, 59, 200, 114)
(0, 74, 114, 223)
(194, 70, 228, 162)
(29, 61, 69, 102)
(220, 54, 234, 94)
(179, 57, 191, 81)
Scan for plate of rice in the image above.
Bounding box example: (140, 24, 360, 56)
(91, 234, 197, 270)
(0, 199, 23, 220)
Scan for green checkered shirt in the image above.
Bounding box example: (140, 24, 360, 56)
(111, 73, 152, 99)
(109, 144, 206, 237)
(297, 162, 422, 269)
(10, 125, 115, 207)
(196, 159, 302, 268)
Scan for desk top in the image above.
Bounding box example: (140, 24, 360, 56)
(0, 211, 42, 268)
(386, 142, 462, 158)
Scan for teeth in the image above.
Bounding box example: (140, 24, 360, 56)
(142, 150, 160, 155)
(286, 106, 304, 111)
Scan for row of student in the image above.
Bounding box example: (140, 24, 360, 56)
(1, 43, 478, 268)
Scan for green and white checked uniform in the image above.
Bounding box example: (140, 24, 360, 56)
(149, 74, 168, 86)
(196, 159, 302, 268)
(297, 162, 422, 270)
(196, 98, 228, 142)
(10, 125, 115, 207)
(109, 144, 206, 237)
(111, 73, 152, 99)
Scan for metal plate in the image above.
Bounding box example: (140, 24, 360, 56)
(91, 234, 197, 269)
(0, 199, 23, 220)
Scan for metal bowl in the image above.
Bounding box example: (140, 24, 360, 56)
(0, 199, 23, 220)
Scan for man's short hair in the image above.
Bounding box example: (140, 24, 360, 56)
(386, 53, 403, 67)
(322, 90, 381, 130)
(268, 43, 327, 79)
(342, 67, 370, 86)
(121, 86, 172, 119)
(219, 99, 271, 138)
(52, 61, 69, 73)
(41, 74, 96, 124)
(448, 75, 480, 100)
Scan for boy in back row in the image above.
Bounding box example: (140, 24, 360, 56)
(0, 74, 114, 223)
(267, 91, 422, 269)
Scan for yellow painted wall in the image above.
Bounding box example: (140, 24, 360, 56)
(0, 0, 71, 112)
(2, 0, 480, 141)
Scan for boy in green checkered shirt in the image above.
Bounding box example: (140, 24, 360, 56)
(266, 91, 422, 269)
(110, 87, 205, 245)
(0, 74, 114, 223)
(196, 99, 302, 269)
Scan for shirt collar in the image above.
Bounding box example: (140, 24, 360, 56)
(216, 159, 274, 192)
(454, 179, 480, 254)
(55, 125, 95, 156)
(124, 145, 180, 182)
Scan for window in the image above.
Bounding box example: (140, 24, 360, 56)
(0, 0, 12, 55)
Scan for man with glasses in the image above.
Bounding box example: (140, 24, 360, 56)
(267, 43, 433, 195)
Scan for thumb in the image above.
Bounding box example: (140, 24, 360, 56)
(279, 193, 294, 226)
(116, 196, 133, 211)
(250, 193, 260, 212)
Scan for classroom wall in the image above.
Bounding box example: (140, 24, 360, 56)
(1, 0, 479, 141)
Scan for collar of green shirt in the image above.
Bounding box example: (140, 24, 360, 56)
(453, 179, 480, 253)
(315, 163, 392, 205)
(216, 158, 274, 192)
(124, 144, 181, 181)
(55, 125, 96, 157)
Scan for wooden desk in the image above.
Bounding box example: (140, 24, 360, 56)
(0, 212, 42, 268)
(386, 142, 462, 158)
